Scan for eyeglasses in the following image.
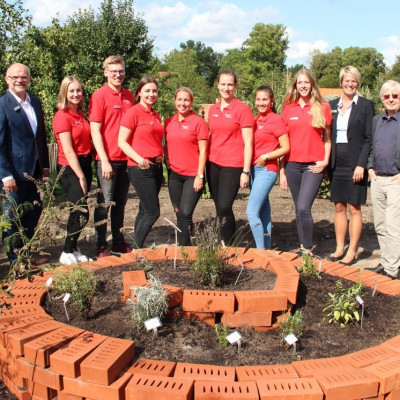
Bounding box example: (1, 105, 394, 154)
(383, 94, 399, 100)
(7, 75, 29, 81)
(107, 69, 125, 76)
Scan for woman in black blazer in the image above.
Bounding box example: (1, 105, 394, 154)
(328, 66, 375, 265)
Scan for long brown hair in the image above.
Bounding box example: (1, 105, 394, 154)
(56, 76, 84, 111)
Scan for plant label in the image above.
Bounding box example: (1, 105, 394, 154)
(285, 333, 298, 346)
(356, 295, 364, 305)
(46, 277, 53, 287)
(145, 317, 162, 331)
(227, 330, 242, 345)
(63, 293, 71, 303)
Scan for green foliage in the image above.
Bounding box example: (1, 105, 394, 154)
(214, 323, 229, 347)
(317, 179, 331, 199)
(297, 252, 321, 278)
(191, 217, 227, 288)
(129, 275, 169, 330)
(323, 281, 363, 328)
(53, 264, 97, 319)
(278, 311, 303, 346)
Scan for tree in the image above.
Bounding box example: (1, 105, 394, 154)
(180, 40, 222, 87)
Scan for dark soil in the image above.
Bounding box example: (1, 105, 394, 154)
(42, 260, 400, 367)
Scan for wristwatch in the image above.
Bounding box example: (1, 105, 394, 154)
(242, 170, 250, 176)
(264, 153, 269, 160)
(197, 174, 204, 179)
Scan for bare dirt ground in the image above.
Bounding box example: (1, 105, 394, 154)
(0, 184, 382, 399)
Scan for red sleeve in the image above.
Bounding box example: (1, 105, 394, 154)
(52, 110, 71, 134)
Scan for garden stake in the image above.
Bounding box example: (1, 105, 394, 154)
(227, 331, 242, 354)
(145, 317, 162, 338)
(234, 257, 245, 285)
(63, 293, 70, 321)
(285, 333, 298, 355)
(164, 217, 182, 270)
(372, 277, 378, 297)
(356, 295, 365, 330)
(313, 255, 322, 273)
(46, 277, 53, 301)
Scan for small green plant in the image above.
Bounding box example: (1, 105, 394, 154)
(317, 178, 330, 199)
(278, 310, 304, 346)
(214, 323, 229, 347)
(191, 217, 227, 288)
(53, 264, 97, 319)
(323, 281, 363, 328)
(129, 275, 169, 330)
(297, 251, 321, 278)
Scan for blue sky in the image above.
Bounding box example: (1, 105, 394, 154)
(23, 0, 400, 67)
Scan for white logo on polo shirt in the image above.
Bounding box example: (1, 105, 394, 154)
(225, 114, 233, 118)
(182, 125, 190, 130)
(290, 117, 298, 120)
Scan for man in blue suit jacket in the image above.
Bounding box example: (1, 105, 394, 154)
(0, 63, 49, 265)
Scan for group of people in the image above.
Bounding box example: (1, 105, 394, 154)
(1, 58, 399, 279)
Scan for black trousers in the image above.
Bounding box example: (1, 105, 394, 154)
(59, 154, 92, 253)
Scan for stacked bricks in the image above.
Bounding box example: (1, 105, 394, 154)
(1, 246, 400, 399)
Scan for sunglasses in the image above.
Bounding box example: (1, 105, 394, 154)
(383, 94, 399, 100)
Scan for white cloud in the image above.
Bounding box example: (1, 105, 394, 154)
(143, 1, 192, 31)
(379, 35, 400, 67)
(287, 40, 329, 64)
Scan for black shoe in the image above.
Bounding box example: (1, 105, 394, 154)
(382, 270, 398, 280)
(339, 258, 356, 266)
(365, 264, 384, 274)
(327, 255, 343, 262)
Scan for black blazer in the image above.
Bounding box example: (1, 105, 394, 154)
(329, 96, 375, 170)
(0, 91, 49, 182)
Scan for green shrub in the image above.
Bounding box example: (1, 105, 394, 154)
(323, 281, 363, 328)
(129, 275, 169, 330)
(53, 264, 97, 319)
(191, 217, 227, 288)
(297, 252, 321, 278)
(214, 323, 229, 347)
(317, 178, 330, 199)
(278, 310, 304, 346)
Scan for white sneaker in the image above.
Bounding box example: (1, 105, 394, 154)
(73, 250, 93, 262)
(59, 252, 78, 265)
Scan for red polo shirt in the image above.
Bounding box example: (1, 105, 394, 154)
(281, 101, 332, 162)
(88, 84, 134, 161)
(165, 111, 209, 176)
(208, 98, 254, 168)
(53, 109, 91, 165)
(120, 103, 164, 167)
(253, 111, 287, 173)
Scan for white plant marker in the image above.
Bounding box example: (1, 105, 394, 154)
(285, 333, 298, 355)
(164, 217, 182, 270)
(372, 277, 378, 297)
(45, 277, 53, 301)
(227, 330, 242, 354)
(313, 255, 322, 273)
(145, 317, 162, 337)
(63, 293, 71, 321)
(356, 295, 365, 330)
(234, 257, 245, 285)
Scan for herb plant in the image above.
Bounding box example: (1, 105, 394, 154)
(278, 310, 304, 346)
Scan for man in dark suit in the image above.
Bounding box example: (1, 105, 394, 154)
(0, 63, 49, 266)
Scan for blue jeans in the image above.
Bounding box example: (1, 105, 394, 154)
(94, 160, 129, 248)
(246, 166, 278, 249)
(284, 162, 323, 250)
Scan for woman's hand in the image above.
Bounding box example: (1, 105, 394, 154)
(279, 170, 288, 191)
(78, 177, 87, 195)
(368, 168, 377, 180)
(138, 159, 152, 170)
(352, 166, 364, 183)
(308, 161, 327, 174)
(193, 176, 204, 192)
(240, 172, 249, 189)
(101, 159, 114, 180)
(255, 155, 266, 167)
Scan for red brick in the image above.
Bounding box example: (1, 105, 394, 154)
(125, 374, 193, 400)
(174, 362, 235, 382)
(122, 271, 147, 297)
(16, 356, 35, 381)
(234, 290, 287, 312)
(118, 252, 137, 264)
(377, 280, 400, 296)
(183, 290, 235, 313)
(292, 356, 351, 378)
(194, 380, 259, 399)
(314, 368, 379, 400)
(50, 331, 107, 378)
(0, 290, 46, 308)
(79, 337, 135, 385)
(364, 354, 400, 394)
(236, 364, 299, 381)
(5, 319, 64, 356)
(145, 246, 167, 260)
(63, 371, 132, 400)
(221, 311, 272, 328)
(279, 251, 300, 261)
(273, 274, 299, 304)
(57, 391, 85, 400)
(342, 345, 397, 368)
(386, 387, 400, 399)
(127, 358, 176, 377)
(383, 335, 400, 353)
(256, 377, 324, 399)
(164, 285, 184, 309)
(0, 306, 46, 323)
(180, 311, 216, 327)
(240, 248, 271, 269)
(33, 365, 63, 391)
(24, 325, 84, 367)
(268, 258, 300, 275)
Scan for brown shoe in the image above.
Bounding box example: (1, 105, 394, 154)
(111, 242, 133, 254)
(97, 246, 111, 258)
(33, 257, 49, 266)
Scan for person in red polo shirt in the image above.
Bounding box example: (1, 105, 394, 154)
(207, 70, 253, 245)
(118, 76, 164, 248)
(53, 76, 92, 265)
(280, 68, 332, 256)
(246, 85, 289, 249)
(164, 87, 209, 245)
(89, 56, 134, 257)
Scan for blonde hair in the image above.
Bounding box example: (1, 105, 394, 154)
(175, 86, 194, 101)
(56, 76, 84, 110)
(283, 68, 327, 129)
(339, 66, 361, 86)
(103, 55, 125, 70)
